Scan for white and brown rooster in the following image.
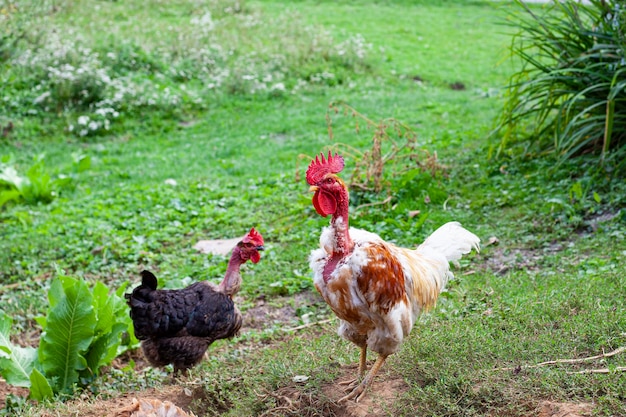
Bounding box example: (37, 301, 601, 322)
(306, 151, 480, 402)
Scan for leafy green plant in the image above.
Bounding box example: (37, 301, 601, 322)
(0, 153, 89, 208)
(0, 313, 37, 388)
(495, 0, 626, 168)
(0, 275, 136, 400)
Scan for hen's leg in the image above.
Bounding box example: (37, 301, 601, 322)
(339, 354, 387, 403)
(339, 346, 367, 388)
(170, 367, 180, 384)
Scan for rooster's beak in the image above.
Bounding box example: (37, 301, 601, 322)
(256, 245, 265, 251)
(309, 186, 319, 192)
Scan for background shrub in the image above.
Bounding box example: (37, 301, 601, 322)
(495, 0, 626, 170)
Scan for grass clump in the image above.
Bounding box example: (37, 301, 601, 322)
(496, 0, 626, 170)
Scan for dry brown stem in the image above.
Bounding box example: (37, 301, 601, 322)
(354, 195, 393, 211)
(0, 283, 20, 294)
(567, 366, 626, 374)
(324, 101, 445, 194)
(495, 346, 625, 371)
(283, 319, 333, 332)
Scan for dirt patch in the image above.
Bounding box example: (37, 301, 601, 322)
(535, 400, 594, 417)
(0, 378, 29, 410)
(32, 386, 203, 417)
(481, 244, 546, 276)
(193, 237, 241, 256)
(238, 291, 325, 333)
(258, 363, 409, 417)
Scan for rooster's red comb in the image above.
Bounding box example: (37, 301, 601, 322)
(306, 151, 345, 185)
(242, 228, 264, 245)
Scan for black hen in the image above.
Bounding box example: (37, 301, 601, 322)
(126, 228, 264, 373)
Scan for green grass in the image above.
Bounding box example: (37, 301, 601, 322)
(1, 0, 625, 416)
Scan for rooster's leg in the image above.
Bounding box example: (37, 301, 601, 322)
(338, 346, 367, 388)
(338, 353, 387, 403)
(357, 345, 367, 378)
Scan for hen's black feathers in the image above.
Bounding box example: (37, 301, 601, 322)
(127, 280, 240, 340)
(140, 270, 158, 290)
(125, 270, 242, 372)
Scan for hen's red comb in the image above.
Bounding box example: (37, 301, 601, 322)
(242, 228, 264, 245)
(306, 151, 345, 185)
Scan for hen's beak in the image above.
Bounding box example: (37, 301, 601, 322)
(309, 186, 319, 192)
(256, 245, 265, 251)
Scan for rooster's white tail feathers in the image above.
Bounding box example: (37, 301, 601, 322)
(418, 221, 480, 263)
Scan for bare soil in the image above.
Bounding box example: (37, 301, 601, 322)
(0, 379, 29, 410)
(535, 400, 594, 417)
(257, 363, 409, 417)
(33, 386, 200, 417)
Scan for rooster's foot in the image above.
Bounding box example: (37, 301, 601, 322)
(338, 378, 360, 390)
(338, 382, 367, 403)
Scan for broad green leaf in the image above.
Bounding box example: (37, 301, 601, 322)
(81, 281, 130, 380)
(0, 189, 21, 207)
(29, 368, 53, 401)
(115, 282, 140, 352)
(81, 323, 127, 381)
(39, 276, 96, 394)
(0, 165, 25, 189)
(593, 192, 601, 203)
(0, 312, 38, 388)
(114, 281, 130, 298)
(72, 153, 91, 173)
(34, 316, 46, 329)
(92, 282, 114, 333)
(46, 276, 65, 308)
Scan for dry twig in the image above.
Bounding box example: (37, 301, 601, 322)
(567, 366, 626, 374)
(0, 283, 20, 294)
(354, 195, 393, 211)
(495, 346, 625, 371)
(283, 319, 333, 332)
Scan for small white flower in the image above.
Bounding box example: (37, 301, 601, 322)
(88, 121, 99, 131)
(165, 179, 177, 186)
(271, 82, 286, 91)
(78, 115, 90, 125)
(33, 91, 51, 104)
